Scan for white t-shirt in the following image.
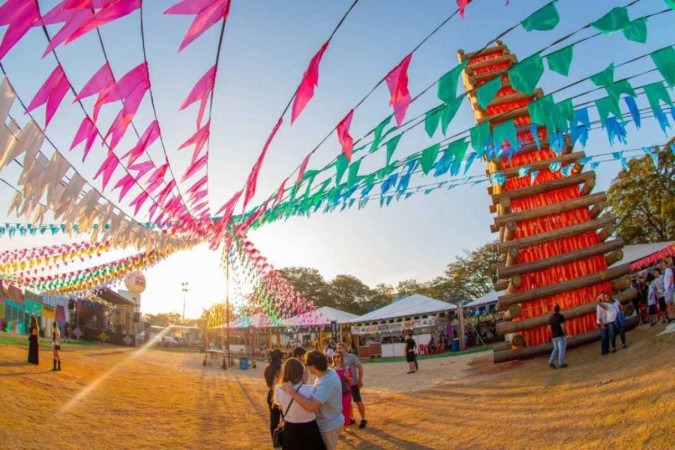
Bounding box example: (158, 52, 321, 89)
(604, 303, 617, 323)
(664, 267, 674, 291)
(274, 384, 316, 424)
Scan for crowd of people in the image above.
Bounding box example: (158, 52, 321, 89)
(25, 316, 63, 371)
(264, 342, 367, 450)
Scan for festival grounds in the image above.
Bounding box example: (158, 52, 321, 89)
(1, 325, 673, 449)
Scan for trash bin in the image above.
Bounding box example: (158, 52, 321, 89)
(451, 338, 459, 352)
(239, 357, 249, 370)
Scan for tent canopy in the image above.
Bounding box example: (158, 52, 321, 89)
(464, 291, 499, 308)
(349, 294, 456, 324)
(284, 306, 358, 327)
(620, 241, 674, 266)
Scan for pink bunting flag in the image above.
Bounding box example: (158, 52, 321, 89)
(128, 159, 155, 180)
(70, 117, 98, 162)
(93, 151, 120, 190)
(336, 109, 354, 162)
(180, 65, 216, 127)
(67, 0, 141, 44)
(291, 41, 329, 124)
(297, 153, 311, 184)
(0, 0, 41, 59)
(457, 0, 473, 19)
(179, 121, 210, 162)
(182, 153, 207, 182)
(26, 65, 71, 127)
(165, 0, 231, 51)
(42, 2, 93, 57)
(274, 178, 288, 206)
(74, 62, 115, 104)
(157, 179, 176, 205)
(113, 173, 136, 201)
(95, 62, 148, 111)
(186, 175, 208, 195)
(214, 189, 241, 217)
(244, 117, 283, 209)
(129, 190, 149, 216)
(146, 163, 168, 186)
(145, 176, 164, 195)
(148, 200, 160, 222)
(189, 189, 208, 204)
(385, 53, 413, 126)
(122, 120, 160, 165)
(103, 109, 134, 151)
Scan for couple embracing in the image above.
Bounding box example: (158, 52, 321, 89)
(273, 351, 343, 450)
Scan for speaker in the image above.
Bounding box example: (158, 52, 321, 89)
(133, 312, 141, 323)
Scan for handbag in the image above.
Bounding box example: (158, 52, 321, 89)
(272, 385, 301, 448)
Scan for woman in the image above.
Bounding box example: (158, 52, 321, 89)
(264, 349, 284, 443)
(52, 321, 62, 371)
(404, 333, 417, 374)
(27, 316, 39, 365)
(332, 352, 353, 427)
(273, 358, 325, 450)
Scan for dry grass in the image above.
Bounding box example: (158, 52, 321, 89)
(0, 325, 673, 449)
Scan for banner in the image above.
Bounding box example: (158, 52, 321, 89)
(350, 317, 437, 335)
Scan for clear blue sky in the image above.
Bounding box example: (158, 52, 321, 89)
(0, 0, 672, 317)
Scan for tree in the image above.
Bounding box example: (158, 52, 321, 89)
(362, 283, 396, 312)
(142, 312, 182, 327)
(606, 141, 675, 244)
(395, 279, 424, 297)
(329, 275, 373, 315)
(278, 267, 334, 308)
(443, 241, 503, 301)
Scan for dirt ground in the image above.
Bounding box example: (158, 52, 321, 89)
(1, 324, 673, 449)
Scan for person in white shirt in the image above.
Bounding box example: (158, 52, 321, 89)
(653, 268, 668, 323)
(661, 258, 674, 322)
(647, 273, 658, 326)
(606, 293, 627, 349)
(274, 358, 326, 450)
(596, 295, 611, 355)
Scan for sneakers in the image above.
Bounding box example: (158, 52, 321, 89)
(549, 363, 556, 369)
(349, 419, 356, 426)
(559, 364, 568, 368)
(623, 344, 628, 349)
(359, 419, 367, 429)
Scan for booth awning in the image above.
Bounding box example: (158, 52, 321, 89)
(349, 294, 456, 324)
(94, 287, 135, 306)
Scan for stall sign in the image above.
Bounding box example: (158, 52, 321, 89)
(24, 299, 42, 316)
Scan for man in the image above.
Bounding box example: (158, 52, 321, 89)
(336, 342, 367, 429)
(404, 333, 417, 374)
(607, 293, 627, 349)
(653, 267, 668, 323)
(281, 351, 342, 450)
(547, 304, 567, 368)
(661, 258, 674, 322)
(596, 295, 610, 355)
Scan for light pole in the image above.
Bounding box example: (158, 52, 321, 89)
(181, 282, 189, 323)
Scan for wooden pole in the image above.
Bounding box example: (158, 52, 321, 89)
(494, 193, 605, 227)
(458, 305, 466, 351)
(491, 172, 594, 205)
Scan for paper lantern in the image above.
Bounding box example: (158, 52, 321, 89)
(124, 271, 146, 295)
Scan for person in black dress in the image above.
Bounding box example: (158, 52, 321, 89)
(28, 316, 39, 365)
(265, 349, 284, 442)
(404, 333, 417, 374)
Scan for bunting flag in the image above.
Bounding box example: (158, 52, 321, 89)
(457, 0, 473, 19)
(122, 120, 160, 165)
(94, 62, 149, 117)
(508, 54, 544, 96)
(520, 1, 560, 32)
(180, 65, 216, 127)
(25, 65, 70, 127)
(385, 53, 413, 126)
(545, 45, 574, 76)
(336, 109, 355, 162)
(178, 121, 210, 162)
(70, 117, 97, 162)
(40, 0, 95, 57)
(650, 46, 675, 86)
(0, 0, 41, 59)
(93, 151, 120, 190)
(165, 0, 232, 51)
(591, 7, 629, 34)
(622, 18, 648, 43)
(243, 117, 283, 209)
(66, 0, 142, 44)
(291, 42, 329, 124)
(297, 154, 311, 184)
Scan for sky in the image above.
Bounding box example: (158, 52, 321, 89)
(0, 0, 673, 318)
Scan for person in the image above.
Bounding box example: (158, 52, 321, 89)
(547, 304, 567, 368)
(602, 294, 618, 353)
(607, 293, 627, 349)
(427, 336, 435, 354)
(662, 258, 674, 322)
(265, 349, 284, 444)
(52, 321, 62, 371)
(27, 316, 39, 365)
(281, 351, 342, 450)
(273, 358, 326, 450)
(64, 322, 71, 343)
(632, 274, 649, 325)
(596, 296, 610, 355)
(325, 342, 335, 360)
(404, 333, 417, 374)
(646, 273, 658, 326)
(336, 342, 367, 429)
(331, 352, 353, 427)
(653, 267, 669, 323)
(292, 346, 309, 383)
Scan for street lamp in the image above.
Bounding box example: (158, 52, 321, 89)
(181, 282, 189, 323)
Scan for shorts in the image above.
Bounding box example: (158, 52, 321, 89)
(350, 385, 362, 403)
(658, 297, 667, 311)
(406, 352, 416, 363)
(666, 289, 674, 303)
(648, 305, 657, 315)
(54, 344, 61, 351)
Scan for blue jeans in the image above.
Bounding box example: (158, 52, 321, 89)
(600, 326, 610, 355)
(612, 321, 626, 346)
(549, 336, 567, 366)
(607, 321, 617, 350)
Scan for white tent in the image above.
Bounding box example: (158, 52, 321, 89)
(349, 294, 456, 324)
(619, 241, 674, 267)
(464, 291, 499, 308)
(284, 306, 358, 327)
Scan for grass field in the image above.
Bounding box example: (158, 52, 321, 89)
(0, 324, 673, 449)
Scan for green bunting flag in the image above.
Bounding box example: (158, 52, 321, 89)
(335, 154, 349, 186)
(606, 80, 636, 108)
(347, 159, 361, 188)
(650, 46, 675, 86)
(521, 2, 560, 32)
(590, 63, 615, 87)
(550, 99, 574, 133)
(546, 45, 574, 76)
(425, 106, 443, 137)
(591, 7, 629, 34)
(470, 121, 490, 153)
(595, 96, 623, 127)
(622, 18, 648, 43)
(438, 62, 467, 103)
(444, 139, 470, 164)
(441, 96, 464, 135)
(386, 134, 402, 166)
(665, 0, 675, 10)
(643, 81, 673, 115)
(476, 76, 502, 110)
(493, 120, 517, 152)
(508, 54, 544, 95)
(528, 94, 555, 126)
(420, 144, 441, 175)
(370, 116, 393, 152)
